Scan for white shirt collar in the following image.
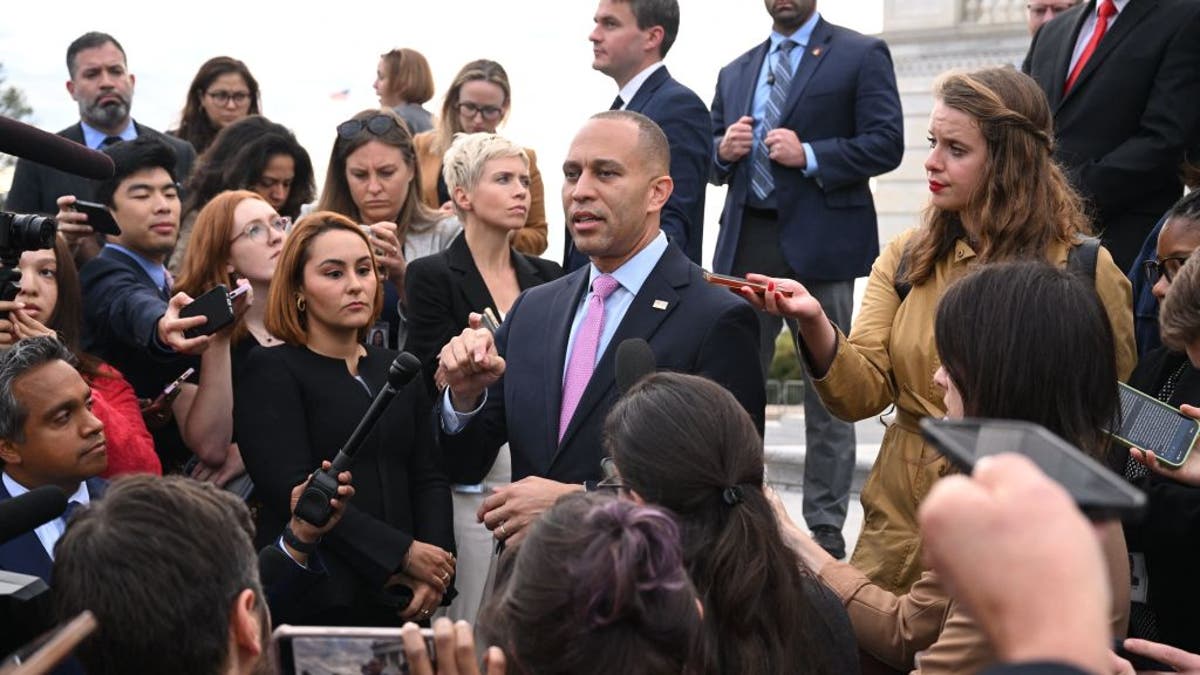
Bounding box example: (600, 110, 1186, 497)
(616, 62, 666, 109)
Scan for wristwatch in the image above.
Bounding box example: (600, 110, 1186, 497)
(282, 522, 319, 554)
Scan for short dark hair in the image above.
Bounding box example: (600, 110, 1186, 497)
(590, 109, 671, 175)
(95, 136, 179, 207)
(53, 475, 263, 675)
(1166, 187, 1200, 226)
(480, 492, 706, 674)
(621, 0, 680, 57)
(606, 372, 838, 673)
(0, 336, 77, 443)
(935, 260, 1119, 460)
(66, 32, 126, 78)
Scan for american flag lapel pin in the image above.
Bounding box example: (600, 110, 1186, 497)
(652, 299, 669, 310)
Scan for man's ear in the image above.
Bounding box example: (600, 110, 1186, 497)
(647, 175, 673, 212)
(229, 589, 264, 663)
(0, 438, 22, 466)
(644, 26, 665, 57)
(66, 80, 77, 100)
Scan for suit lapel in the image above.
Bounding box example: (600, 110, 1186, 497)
(541, 268, 591, 465)
(1050, 2, 1095, 109)
(781, 19, 835, 117)
(624, 66, 670, 112)
(447, 236, 496, 316)
(737, 41, 772, 117)
(512, 252, 546, 290)
(553, 248, 686, 460)
(1062, 0, 1157, 104)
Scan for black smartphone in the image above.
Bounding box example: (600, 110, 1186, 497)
(71, 199, 122, 236)
(920, 418, 1147, 520)
(178, 284, 235, 339)
(1104, 382, 1200, 468)
(272, 625, 434, 675)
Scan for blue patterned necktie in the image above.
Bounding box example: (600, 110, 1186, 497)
(750, 39, 798, 200)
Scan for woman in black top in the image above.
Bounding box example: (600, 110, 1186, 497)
(236, 211, 455, 626)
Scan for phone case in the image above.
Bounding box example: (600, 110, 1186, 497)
(179, 285, 235, 338)
(71, 200, 122, 236)
(1107, 383, 1199, 467)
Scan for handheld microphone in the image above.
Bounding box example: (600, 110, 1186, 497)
(293, 352, 422, 527)
(0, 485, 68, 545)
(615, 339, 657, 395)
(0, 116, 116, 180)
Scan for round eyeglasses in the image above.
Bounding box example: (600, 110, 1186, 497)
(233, 216, 291, 244)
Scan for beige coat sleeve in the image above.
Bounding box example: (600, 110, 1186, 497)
(1092, 245, 1136, 381)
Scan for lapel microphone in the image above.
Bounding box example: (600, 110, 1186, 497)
(293, 352, 422, 527)
(767, 72, 776, 86)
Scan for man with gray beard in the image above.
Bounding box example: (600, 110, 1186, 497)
(5, 32, 196, 264)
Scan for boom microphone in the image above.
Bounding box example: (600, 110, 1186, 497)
(293, 352, 423, 527)
(0, 115, 116, 180)
(615, 338, 657, 395)
(0, 485, 67, 545)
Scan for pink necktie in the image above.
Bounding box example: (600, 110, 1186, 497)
(1064, 0, 1117, 92)
(559, 274, 620, 441)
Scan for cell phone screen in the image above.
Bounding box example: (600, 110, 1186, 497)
(920, 418, 1146, 520)
(1106, 382, 1200, 467)
(272, 626, 434, 675)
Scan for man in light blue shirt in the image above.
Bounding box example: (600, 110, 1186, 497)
(437, 111, 765, 544)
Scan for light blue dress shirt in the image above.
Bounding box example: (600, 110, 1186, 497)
(751, 12, 822, 184)
(80, 120, 137, 150)
(105, 242, 169, 292)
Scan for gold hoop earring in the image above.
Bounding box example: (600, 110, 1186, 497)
(296, 296, 306, 312)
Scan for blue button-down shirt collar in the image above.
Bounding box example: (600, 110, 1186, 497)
(80, 119, 136, 150)
(105, 242, 169, 291)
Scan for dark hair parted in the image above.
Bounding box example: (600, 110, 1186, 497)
(317, 108, 439, 233)
(380, 48, 435, 105)
(42, 235, 107, 379)
(66, 32, 125, 78)
(1160, 247, 1200, 352)
(903, 67, 1090, 286)
(480, 492, 706, 675)
(620, 0, 680, 58)
(0, 336, 77, 442)
(432, 60, 512, 156)
(935, 261, 1118, 459)
(171, 56, 262, 155)
(606, 372, 838, 674)
(590, 109, 671, 175)
(95, 136, 179, 208)
(53, 475, 263, 675)
(265, 211, 383, 346)
(183, 115, 315, 220)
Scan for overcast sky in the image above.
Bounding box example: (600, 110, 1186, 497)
(1, 0, 885, 262)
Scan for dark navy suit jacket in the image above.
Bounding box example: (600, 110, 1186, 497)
(710, 18, 904, 281)
(5, 122, 196, 216)
(0, 477, 107, 583)
(565, 66, 711, 271)
(443, 244, 765, 485)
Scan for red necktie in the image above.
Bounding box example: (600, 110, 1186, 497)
(1064, 0, 1117, 93)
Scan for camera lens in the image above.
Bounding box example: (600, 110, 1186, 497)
(7, 213, 57, 251)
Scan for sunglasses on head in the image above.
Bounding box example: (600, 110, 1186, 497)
(336, 114, 402, 140)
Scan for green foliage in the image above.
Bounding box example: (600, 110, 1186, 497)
(768, 328, 803, 381)
(1, 63, 33, 170)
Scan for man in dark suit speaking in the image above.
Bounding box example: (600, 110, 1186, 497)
(710, 0, 903, 558)
(5, 31, 196, 264)
(564, 0, 710, 271)
(1023, 0, 1200, 271)
(438, 111, 764, 543)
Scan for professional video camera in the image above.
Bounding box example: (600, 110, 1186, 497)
(0, 212, 58, 316)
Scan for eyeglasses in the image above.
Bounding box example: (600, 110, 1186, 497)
(233, 216, 291, 244)
(455, 102, 505, 121)
(337, 114, 401, 140)
(596, 457, 626, 492)
(1143, 256, 1191, 285)
(206, 90, 252, 106)
(1026, 3, 1075, 17)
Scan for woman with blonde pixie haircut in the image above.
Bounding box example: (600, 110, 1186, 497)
(405, 133, 561, 622)
(412, 60, 548, 255)
(741, 66, 1136, 595)
(374, 47, 436, 135)
(236, 211, 457, 625)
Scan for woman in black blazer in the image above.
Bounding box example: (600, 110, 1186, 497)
(236, 211, 455, 626)
(404, 132, 561, 622)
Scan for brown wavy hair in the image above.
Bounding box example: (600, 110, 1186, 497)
(171, 56, 261, 155)
(175, 190, 266, 343)
(902, 67, 1090, 286)
(431, 59, 511, 156)
(265, 211, 383, 346)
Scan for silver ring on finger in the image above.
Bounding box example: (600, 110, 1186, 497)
(498, 521, 508, 538)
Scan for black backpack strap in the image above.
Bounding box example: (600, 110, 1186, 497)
(893, 252, 912, 303)
(1067, 235, 1100, 283)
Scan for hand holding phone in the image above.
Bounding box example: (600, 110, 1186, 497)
(179, 285, 236, 339)
(702, 270, 793, 297)
(71, 199, 122, 236)
(1107, 383, 1200, 469)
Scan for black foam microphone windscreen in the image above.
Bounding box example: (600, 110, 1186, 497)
(615, 338, 657, 395)
(0, 485, 67, 545)
(0, 115, 116, 180)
